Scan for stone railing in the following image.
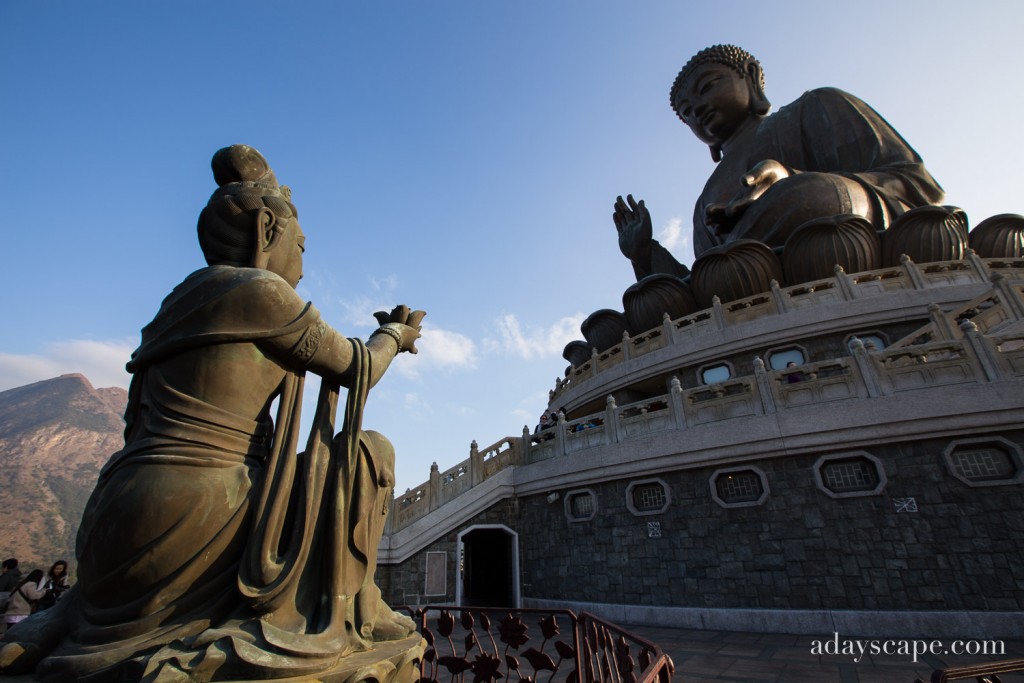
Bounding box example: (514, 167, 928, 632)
(551, 254, 1024, 402)
(387, 327, 1024, 532)
(389, 436, 524, 532)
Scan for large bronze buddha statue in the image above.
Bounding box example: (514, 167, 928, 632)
(614, 44, 945, 279)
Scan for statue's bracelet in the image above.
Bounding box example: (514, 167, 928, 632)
(371, 323, 404, 350)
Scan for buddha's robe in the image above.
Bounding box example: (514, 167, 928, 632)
(693, 87, 944, 257)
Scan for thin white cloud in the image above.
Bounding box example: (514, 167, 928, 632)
(658, 216, 695, 267)
(490, 313, 586, 360)
(371, 275, 398, 292)
(0, 339, 135, 392)
(332, 274, 406, 329)
(391, 325, 478, 379)
(338, 295, 394, 329)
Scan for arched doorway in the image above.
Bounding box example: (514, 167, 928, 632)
(456, 525, 519, 608)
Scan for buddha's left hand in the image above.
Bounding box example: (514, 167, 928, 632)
(707, 159, 793, 232)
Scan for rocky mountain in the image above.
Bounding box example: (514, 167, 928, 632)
(0, 374, 126, 571)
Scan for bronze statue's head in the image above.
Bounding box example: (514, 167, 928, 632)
(198, 145, 305, 286)
(670, 45, 771, 161)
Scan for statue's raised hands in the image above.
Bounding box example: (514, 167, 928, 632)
(613, 194, 653, 262)
(373, 305, 426, 354)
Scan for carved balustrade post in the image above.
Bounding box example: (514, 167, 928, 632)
(669, 375, 687, 430)
(770, 279, 787, 314)
(591, 347, 599, 378)
(711, 295, 726, 330)
(991, 272, 1024, 321)
(518, 427, 530, 465)
(429, 462, 440, 511)
(604, 395, 620, 445)
(966, 248, 990, 280)
(752, 357, 777, 414)
(928, 302, 959, 341)
(850, 337, 885, 397)
(470, 440, 483, 486)
(661, 312, 675, 345)
(621, 331, 631, 361)
(900, 254, 927, 289)
(834, 264, 857, 300)
(960, 320, 1002, 382)
(555, 410, 568, 457)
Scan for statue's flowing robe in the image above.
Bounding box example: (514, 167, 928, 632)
(693, 87, 945, 256)
(29, 266, 391, 682)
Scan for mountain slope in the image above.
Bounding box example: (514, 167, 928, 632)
(0, 374, 126, 568)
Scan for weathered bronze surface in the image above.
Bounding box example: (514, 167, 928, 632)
(581, 310, 629, 353)
(563, 340, 594, 368)
(622, 274, 697, 335)
(781, 214, 880, 285)
(881, 205, 968, 266)
(690, 239, 783, 308)
(615, 44, 944, 277)
(969, 213, 1024, 258)
(0, 145, 426, 682)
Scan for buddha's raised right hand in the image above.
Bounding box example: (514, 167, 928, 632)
(613, 194, 653, 262)
(373, 305, 426, 354)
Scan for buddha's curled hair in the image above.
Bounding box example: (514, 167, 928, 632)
(670, 45, 766, 119)
(197, 145, 298, 266)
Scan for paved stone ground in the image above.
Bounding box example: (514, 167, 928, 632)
(628, 624, 1024, 683)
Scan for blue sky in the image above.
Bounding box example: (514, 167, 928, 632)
(2, 1, 1022, 492)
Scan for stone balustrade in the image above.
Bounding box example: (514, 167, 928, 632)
(550, 254, 1024, 401)
(388, 435, 524, 533)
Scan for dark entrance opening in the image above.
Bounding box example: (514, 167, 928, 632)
(461, 528, 514, 607)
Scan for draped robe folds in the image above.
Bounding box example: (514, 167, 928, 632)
(14, 266, 395, 682)
(692, 87, 945, 257)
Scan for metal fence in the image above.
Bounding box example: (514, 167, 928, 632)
(405, 606, 674, 683)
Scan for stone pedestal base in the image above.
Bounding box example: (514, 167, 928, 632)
(221, 635, 426, 683)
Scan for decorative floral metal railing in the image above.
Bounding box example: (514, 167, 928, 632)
(407, 606, 674, 683)
(914, 657, 1024, 682)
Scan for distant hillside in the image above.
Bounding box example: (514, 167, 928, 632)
(0, 374, 126, 571)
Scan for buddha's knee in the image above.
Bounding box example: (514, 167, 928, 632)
(360, 430, 395, 489)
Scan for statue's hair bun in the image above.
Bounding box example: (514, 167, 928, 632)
(211, 144, 273, 187)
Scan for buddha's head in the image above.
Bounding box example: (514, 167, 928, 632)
(670, 45, 771, 161)
(198, 145, 305, 287)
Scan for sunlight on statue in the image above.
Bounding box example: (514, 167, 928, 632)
(0, 145, 426, 682)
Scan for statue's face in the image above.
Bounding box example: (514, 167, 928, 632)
(266, 216, 305, 288)
(672, 63, 752, 146)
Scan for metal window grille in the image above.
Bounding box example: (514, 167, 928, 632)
(952, 448, 1015, 482)
(822, 458, 878, 492)
(569, 493, 594, 518)
(631, 483, 666, 512)
(715, 471, 763, 503)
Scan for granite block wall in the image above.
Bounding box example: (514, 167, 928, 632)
(379, 431, 1024, 612)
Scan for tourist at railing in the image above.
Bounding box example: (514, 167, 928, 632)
(785, 361, 805, 383)
(35, 561, 70, 613)
(533, 414, 554, 442)
(2, 570, 45, 635)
